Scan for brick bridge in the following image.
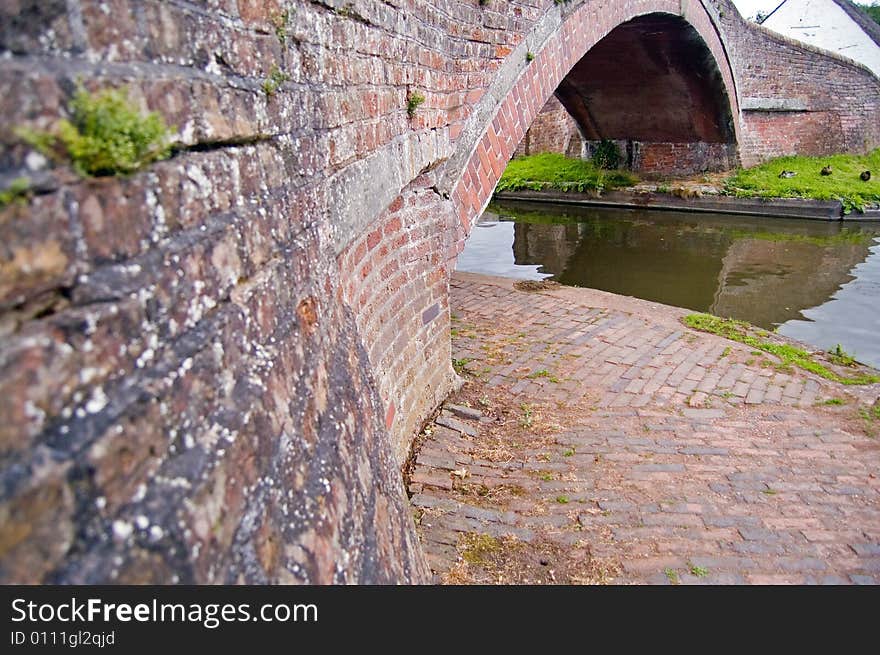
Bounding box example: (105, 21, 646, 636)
(1, 0, 878, 583)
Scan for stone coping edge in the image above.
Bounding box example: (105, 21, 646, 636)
(494, 190, 880, 222)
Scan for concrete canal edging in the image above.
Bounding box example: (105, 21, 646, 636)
(495, 190, 880, 221)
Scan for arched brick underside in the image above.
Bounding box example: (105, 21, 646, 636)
(555, 13, 739, 175)
(448, 0, 741, 237)
(557, 14, 736, 144)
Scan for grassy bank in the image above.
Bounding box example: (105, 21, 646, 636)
(725, 149, 880, 213)
(495, 153, 637, 194)
(684, 313, 879, 385)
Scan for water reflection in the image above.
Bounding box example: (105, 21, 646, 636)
(456, 200, 880, 367)
(778, 239, 880, 370)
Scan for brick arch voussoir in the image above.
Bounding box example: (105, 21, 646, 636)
(448, 0, 740, 251)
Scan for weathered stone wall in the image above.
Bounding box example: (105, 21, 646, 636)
(1, 0, 878, 584)
(1, 0, 484, 584)
(629, 141, 738, 175)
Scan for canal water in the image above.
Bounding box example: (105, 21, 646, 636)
(456, 200, 880, 369)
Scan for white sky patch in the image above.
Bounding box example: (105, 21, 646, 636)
(731, 0, 784, 20)
(731, 0, 880, 21)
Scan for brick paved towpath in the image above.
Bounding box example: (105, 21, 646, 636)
(409, 272, 880, 584)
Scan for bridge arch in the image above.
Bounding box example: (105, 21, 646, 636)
(338, 1, 745, 461)
(446, 0, 741, 245)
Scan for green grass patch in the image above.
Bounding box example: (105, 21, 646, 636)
(527, 369, 559, 383)
(829, 344, 857, 367)
(683, 313, 879, 385)
(519, 403, 534, 428)
(819, 398, 846, 406)
(725, 149, 880, 213)
(496, 152, 637, 194)
(452, 357, 471, 375)
(860, 403, 880, 422)
(688, 563, 709, 578)
(860, 402, 880, 438)
(0, 177, 30, 207)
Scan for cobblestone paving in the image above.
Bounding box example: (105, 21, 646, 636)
(410, 273, 880, 584)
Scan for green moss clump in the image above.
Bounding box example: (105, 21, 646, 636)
(683, 313, 879, 385)
(262, 64, 291, 97)
(496, 152, 637, 194)
(861, 403, 880, 422)
(0, 177, 30, 207)
(271, 9, 291, 44)
(17, 86, 172, 176)
(406, 91, 425, 118)
(17, 85, 173, 177)
(460, 533, 502, 565)
(724, 149, 880, 213)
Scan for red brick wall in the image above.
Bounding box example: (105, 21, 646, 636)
(337, 178, 457, 463)
(710, 0, 880, 165)
(741, 112, 847, 162)
(632, 142, 738, 175)
(514, 95, 584, 158)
